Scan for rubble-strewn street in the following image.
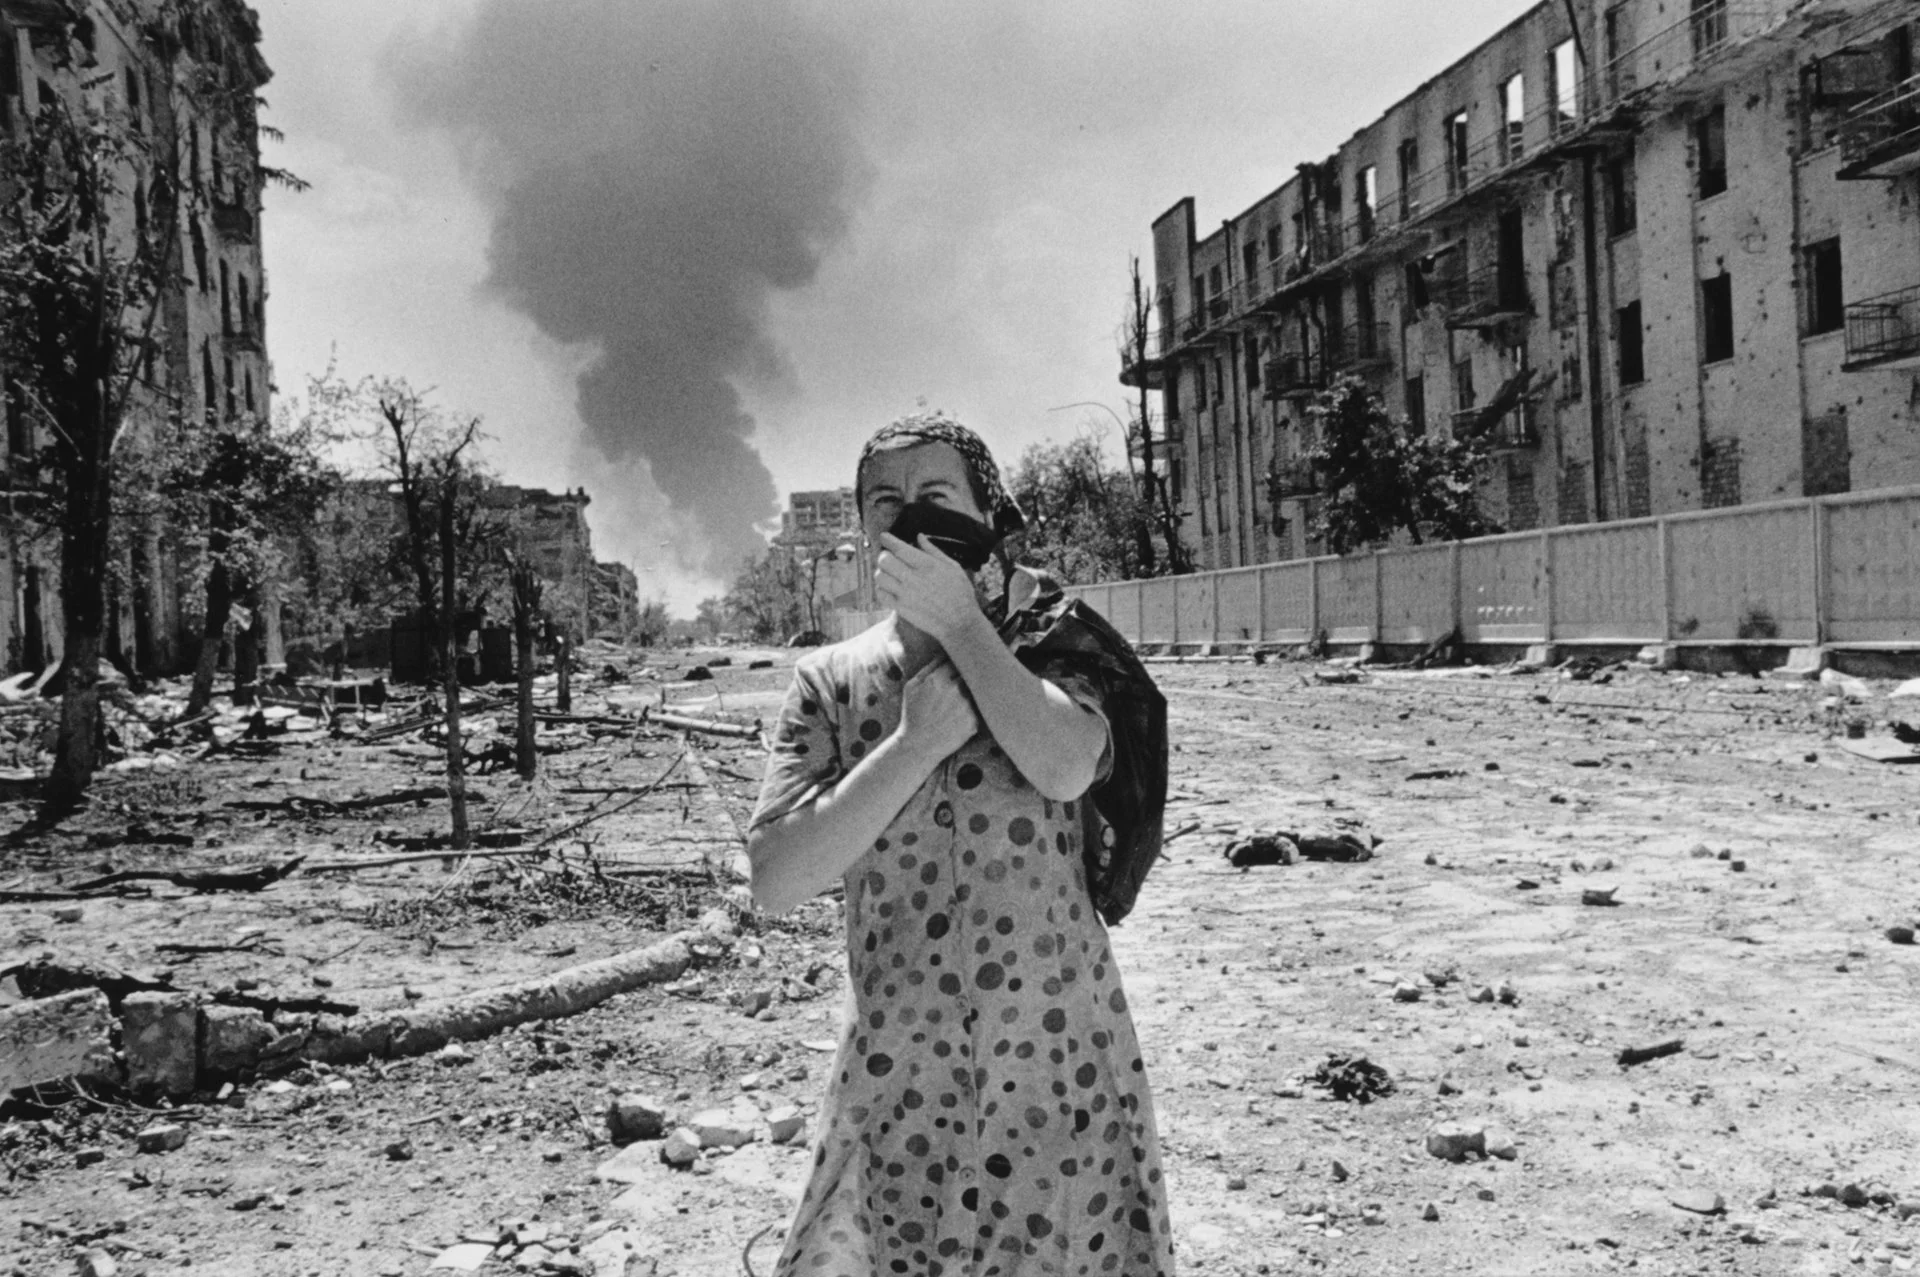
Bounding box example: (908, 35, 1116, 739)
(5, 649, 1919, 1276)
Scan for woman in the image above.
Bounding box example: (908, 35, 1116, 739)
(747, 412, 1174, 1277)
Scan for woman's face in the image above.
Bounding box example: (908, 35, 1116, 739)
(859, 442, 987, 548)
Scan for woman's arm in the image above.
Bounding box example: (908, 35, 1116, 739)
(876, 535, 1108, 802)
(747, 661, 979, 915)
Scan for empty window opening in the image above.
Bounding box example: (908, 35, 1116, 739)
(1355, 165, 1378, 239)
(1803, 238, 1843, 336)
(1700, 272, 1735, 363)
(1445, 110, 1470, 192)
(1551, 39, 1581, 129)
(1691, 0, 1730, 56)
(1404, 375, 1427, 435)
(1500, 75, 1526, 161)
(1607, 146, 1638, 234)
(1454, 356, 1477, 411)
(1243, 237, 1259, 283)
(1397, 138, 1421, 218)
(1695, 104, 1727, 198)
(1617, 301, 1645, 384)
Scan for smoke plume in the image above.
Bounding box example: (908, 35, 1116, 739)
(393, 0, 866, 576)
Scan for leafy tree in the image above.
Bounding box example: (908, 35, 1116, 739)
(1005, 435, 1157, 585)
(1119, 256, 1192, 575)
(1296, 375, 1505, 555)
(722, 551, 808, 643)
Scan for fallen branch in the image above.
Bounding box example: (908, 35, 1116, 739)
(63, 856, 306, 896)
(1616, 1038, 1685, 1068)
(225, 786, 450, 816)
(647, 711, 760, 739)
(303, 845, 554, 875)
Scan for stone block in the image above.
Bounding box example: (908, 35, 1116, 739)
(0, 988, 118, 1095)
(1767, 646, 1826, 680)
(122, 991, 201, 1097)
(199, 1004, 274, 1076)
(606, 1093, 668, 1144)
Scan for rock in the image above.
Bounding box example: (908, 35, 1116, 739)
(75, 1146, 105, 1168)
(1436, 1077, 1462, 1097)
(77, 1250, 118, 1277)
(606, 1093, 668, 1144)
(429, 1242, 494, 1272)
(1392, 982, 1424, 1003)
(660, 1127, 701, 1168)
(766, 1105, 806, 1145)
(122, 991, 201, 1097)
(1729, 859, 1747, 872)
(1226, 1175, 1247, 1191)
(383, 1139, 414, 1162)
(435, 1042, 474, 1066)
(1841, 1182, 1870, 1207)
(0, 988, 117, 1095)
(200, 1004, 274, 1076)
(52, 905, 84, 924)
(1483, 1127, 1518, 1160)
(135, 1123, 188, 1154)
(1897, 1200, 1920, 1220)
(1425, 1121, 1486, 1162)
(734, 988, 773, 1017)
(1421, 1201, 1441, 1222)
(592, 1143, 659, 1185)
(1330, 1159, 1350, 1182)
(1670, 1189, 1727, 1215)
(1496, 979, 1519, 1004)
(1476, 1188, 1496, 1202)
(697, 907, 736, 937)
(511, 1245, 552, 1272)
(1468, 985, 1496, 1004)
(1360, 1205, 1385, 1226)
(581, 1229, 650, 1277)
(688, 1106, 756, 1149)
(1888, 926, 1916, 946)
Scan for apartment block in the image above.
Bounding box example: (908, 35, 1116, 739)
(0, 0, 272, 672)
(1124, 0, 1920, 571)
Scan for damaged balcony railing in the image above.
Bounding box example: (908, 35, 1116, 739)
(1328, 321, 1393, 372)
(1266, 457, 1320, 501)
(1601, 1, 1778, 109)
(1836, 73, 1920, 180)
(1429, 262, 1530, 330)
(1264, 351, 1328, 400)
(1453, 403, 1539, 451)
(1842, 282, 1920, 372)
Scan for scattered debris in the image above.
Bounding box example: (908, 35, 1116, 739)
(1223, 831, 1374, 868)
(1581, 887, 1621, 907)
(1617, 1039, 1686, 1068)
(1307, 1054, 1396, 1104)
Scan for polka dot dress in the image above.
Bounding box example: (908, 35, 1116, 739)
(752, 624, 1175, 1277)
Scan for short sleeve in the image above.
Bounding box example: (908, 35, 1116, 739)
(1044, 670, 1114, 788)
(749, 660, 844, 832)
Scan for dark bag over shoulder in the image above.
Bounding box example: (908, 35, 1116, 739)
(999, 570, 1168, 926)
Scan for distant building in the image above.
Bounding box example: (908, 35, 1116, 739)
(776, 486, 867, 611)
(1124, 0, 1920, 570)
(780, 487, 859, 545)
(0, 0, 273, 672)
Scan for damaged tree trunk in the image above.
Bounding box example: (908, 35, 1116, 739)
(556, 634, 572, 715)
(42, 375, 112, 821)
(510, 561, 542, 781)
(184, 539, 233, 718)
(232, 580, 263, 707)
(439, 487, 470, 851)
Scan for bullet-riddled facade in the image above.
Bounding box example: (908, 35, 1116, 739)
(1126, 0, 1920, 571)
(0, 0, 273, 671)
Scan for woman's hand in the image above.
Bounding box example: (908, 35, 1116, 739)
(897, 659, 981, 762)
(875, 533, 990, 649)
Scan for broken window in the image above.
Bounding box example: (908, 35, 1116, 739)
(1453, 357, 1476, 413)
(1550, 39, 1580, 131)
(1405, 374, 1427, 435)
(1397, 138, 1421, 219)
(1500, 75, 1526, 162)
(1445, 110, 1470, 193)
(1266, 224, 1282, 267)
(244, 369, 255, 414)
(1354, 273, 1378, 354)
(201, 342, 216, 423)
(224, 357, 236, 419)
(1690, 0, 1729, 57)
(1607, 145, 1638, 234)
(0, 20, 15, 132)
(1403, 260, 1429, 321)
(1355, 165, 1377, 241)
(1700, 272, 1734, 363)
(124, 66, 142, 132)
(1603, 5, 1631, 100)
(219, 259, 232, 334)
(1243, 237, 1259, 284)
(1694, 104, 1727, 198)
(1195, 359, 1208, 410)
(191, 219, 209, 291)
(1617, 301, 1645, 385)
(1245, 337, 1262, 391)
(1803, 238, 1844, 336)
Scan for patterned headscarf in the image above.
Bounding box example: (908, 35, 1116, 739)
(855, 411, 1027, 538)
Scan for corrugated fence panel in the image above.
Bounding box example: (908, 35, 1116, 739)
(1825, 492, 1920, 644)
(1459, 534, 1545, 642)
(1176, 574, 1217, 644)
(1216, 568, 1263, 642)
(1316, 555, 1376, 643)
(1667, 505, 1814, 642)
(1378, 545, 1454, 644)
(1261, 563, 1314, 643)
(1104, 581, 1144, 644)
(1552, 521, 1663, 642)
(1140, 578, 1179, 644)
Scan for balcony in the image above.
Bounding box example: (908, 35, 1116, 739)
(1837, 74, 1920, 181)
(1431, 262, 1531, 330)
(213, 198, 255, 244)
(1842, 283, 1920, 372)
(1601, 2, 1776, 111)
(1453, 404, 1540, 451)
(1328, 321, 1393, 373)
(1266, 457, 1320, 501)
(1263, 351, 1327, 400)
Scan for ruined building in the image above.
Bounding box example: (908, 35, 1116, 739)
(0, 0, 272, 671)
(1124, 0, 1920, 569)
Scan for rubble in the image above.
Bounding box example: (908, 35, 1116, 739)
(606, 1093, 668, 1144)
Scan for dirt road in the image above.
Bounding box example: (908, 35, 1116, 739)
(6, 655, 1918, 1276)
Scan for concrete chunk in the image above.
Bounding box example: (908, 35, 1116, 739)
(0, 989, 117, 1095)
(122, 991, 201, 1097)
(199, 1004, 274, 1076)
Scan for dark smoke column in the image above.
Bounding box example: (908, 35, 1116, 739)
(397, 0, 866, 576)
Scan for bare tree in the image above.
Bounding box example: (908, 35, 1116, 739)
(1122, 256, 1192, 576)
(509, 559, 542, 780)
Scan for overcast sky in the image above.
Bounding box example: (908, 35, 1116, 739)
(256, 0, 1530, 610)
